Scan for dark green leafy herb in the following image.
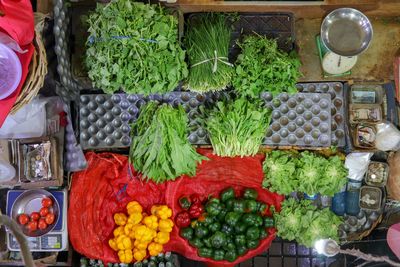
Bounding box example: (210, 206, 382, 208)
(233, 35, 301, 98)
(204, 98, 272, 157)
(184, 14, 234, 92)
(85, 0, 188, 94)
(129, 102, 206, 183)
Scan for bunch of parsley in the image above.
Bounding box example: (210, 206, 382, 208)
(85, 0, 188, 94)
(273, 198, 343, 248)
(129, 102, 206, 183)
(263, 151, 348, 196)
(232, 35, 301, 98)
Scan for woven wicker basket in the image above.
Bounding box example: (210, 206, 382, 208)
(10, 14, 48, 114)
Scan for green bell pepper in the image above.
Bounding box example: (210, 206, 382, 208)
(235, 223, 247, 234)
(217, 209, 228, 222)
(243, 188, 258, 200)
(208, 221, 221, 232)
(264, 217, 275, 228)
(236, 245, 247, 256)
(244, 199, 258, 213)
(195, 225, 209, 238)
(189, 237, 204, 248)
(213, 249, 225, 261)
(178, 196, 192, 210)
(254, 215, 264, 227)
(247, 239, 260, 249)
(233, 199, 246, 213)
(259, 227, 268, 239)
(221, 224, 234, 236)
(225, 199, 235, 211)
(210, 231, 227, 248)
(241, 213, 258, 226)
(203, 215, 214, 226)
(234, 235, 246, 247)
(206, 198, 223, 216)
(257, 203, 268, 214)
(224, 250, 238, 262)
(225, 211, 241, 226)
(198, 247, 213, 258)
(203, 236, 212, 248)
(179, 227, 194, 240)
(246, 226, 260, 240)
(220, 187, 235, 202)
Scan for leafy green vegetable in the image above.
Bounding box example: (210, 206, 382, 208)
(85, 0, 188, 94)
(204, 98, 271, 157)
(262, 151, 299, 195)
(263, 151, 348, 196)
(273, 198, 342, 248)
(184, 14, 234, 92)
(129, 102, 206, 182)
(232, 35, 301, 98)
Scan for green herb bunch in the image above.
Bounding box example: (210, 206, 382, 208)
(85, 0, 188, 94)
(184, 14, 234, 92)
(233, 35, 301, 98)
(129, 102, 206, 183)
(204, 98, 271, 157)
(263, 151, 348, 196)
(273, 198, 342, 248)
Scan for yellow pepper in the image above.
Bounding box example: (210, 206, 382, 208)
(133, 249, 147, 262)
(127, 213, 143, 225)
(154, 232, 170, 245)
(126, 201, 143, 215)
(116, 235, 132, 250)
(134, 239, 149, 250)
(108, 238, 118, 251)
(118, 249, 133, 264)
(124, 223, 140, 239)
(143, 215, 158, 230)
(158, 219, 174, 233)
(114, 213, 128, 226)
(151, 205, 172, 220)
(113, 226, 125, 237)
(148, 242, 163, 256)
(134, 225, 154, 242)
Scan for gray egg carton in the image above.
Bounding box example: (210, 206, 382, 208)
(262, 92, 332, 147)
(296, 82, 346, 147)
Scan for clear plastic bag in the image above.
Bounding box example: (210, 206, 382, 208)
(345, 152, 373, 181)
(375, 122, 400, 151)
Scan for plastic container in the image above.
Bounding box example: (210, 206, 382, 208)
(365, 161, 389, 187)
(0, 43, 22, 100)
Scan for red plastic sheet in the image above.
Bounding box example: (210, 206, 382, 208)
(68, 150, 284, 266)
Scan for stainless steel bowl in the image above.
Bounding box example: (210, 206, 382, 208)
(321, 8, 373, 56)
(11, 189, 59, 237)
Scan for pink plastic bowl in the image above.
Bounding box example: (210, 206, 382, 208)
(0, 43, 22, 100)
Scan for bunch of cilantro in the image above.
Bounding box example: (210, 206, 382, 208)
(263, 151, 348, 196)
(232, 35, 301, 98)
(129, 102, 206, 183)
(85, 0, 188, 94)
(273, 198, 342, 248)
(204, 97, 272, 157)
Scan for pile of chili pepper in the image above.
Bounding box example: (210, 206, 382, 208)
(175, 187, 275, 262)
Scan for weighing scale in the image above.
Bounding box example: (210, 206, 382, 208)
(6, 189, 68, 251)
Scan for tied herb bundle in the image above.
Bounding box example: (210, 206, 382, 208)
(184, 14, 234, 92)
(85, 0, 188, 94)
(263, 151, 348, 196)
(273, 198, 342, 248)
(129, 102, 206, 183)
(233, 35, 301, 98)
(204, 98, 271, 157)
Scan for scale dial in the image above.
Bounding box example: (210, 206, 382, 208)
(322, 52, 358, 75)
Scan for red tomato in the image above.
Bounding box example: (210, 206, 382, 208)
(18, 214, 29, 225)
(38, 219, 47, 230)
(27, 221, 38, 232)
(39, 207, 49, 217)
(41, 197, 52, 208)
(30, 212, 40, 221)
(45, 213, 55, 225)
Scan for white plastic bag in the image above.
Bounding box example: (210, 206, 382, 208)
(375, 122, 400, 151)
(345, 152, 373, 181)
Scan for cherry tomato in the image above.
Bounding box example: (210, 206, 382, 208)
(30, 212, 40, 221)
(41, 197, 52, 208)
(18, 214, 29, 225)
(38, 219, 47, 230)
(45, 213, 55, 225)
(39, 207, 49, 217)
(27, 221, 38, 232)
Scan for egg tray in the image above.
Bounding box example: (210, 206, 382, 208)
(338, 209, 383, 241)
(78, 92, 229, 149)
(296, 82, 346, 147)
(262, 92, 332, 147)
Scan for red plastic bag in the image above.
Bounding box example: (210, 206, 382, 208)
(0, 0, 34, 126)
(164, 149, 284, 267)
